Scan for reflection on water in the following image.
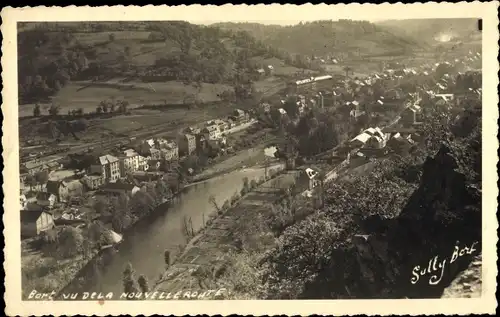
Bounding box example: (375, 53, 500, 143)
(61, 165, 282, 295)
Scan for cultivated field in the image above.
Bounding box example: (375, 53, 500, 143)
(19, 80, 232, 118)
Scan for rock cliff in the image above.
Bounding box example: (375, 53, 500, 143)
(353, 143, 481, 298)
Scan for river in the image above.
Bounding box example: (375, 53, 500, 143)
(58, 164, 283, 297)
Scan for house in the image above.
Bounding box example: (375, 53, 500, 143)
(230, 109, 249, 124)
(161, 142, 179, 161)
(184, 126, 201, 135)
(46, 178, 84, 203)
(137, 155, 149, 171)
(21, 210, 54, 237)
(20, 193, 28, 210)
(206, 140, 222, 158)
(213, 119, 229, 133)
(46, 161, 61, 172)
(435, 93, 455, 104)
(136, 142, 161, 160)
(350, 127, 387, 149)
(196, 134, 208, 152)
(150, 148, 161, 160)
(401, 104, 423, 127)
(36, 192, 57, 208)
(120, 149, 140, 176)
(201, 125, 221, 141)
(48, 169, 77, 182)
(89, 154, 120, 183)
(46, 180, 69, 202)
(23, 160, 48, 175)
(144, 138, 156, 148)
(299, 167, 320, 191)
(23, 191, 38, 204)
(364, 134, 387, 149)
(256, 68, 266, 78)
(350, 132, 372, 148)
(82, 174, 105, 190)
(177, 133, 197, 156)
(386, 133, 413, 155)
(147, 159, 162, 171)
(265, 65, 274, 76)
(99, 182, 140, 197)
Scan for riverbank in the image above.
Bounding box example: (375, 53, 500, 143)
(149, 170, 300, 296)
(22, 143, 278, 299)
(192, 144, 273, 183)
(49, 162, 285, 298)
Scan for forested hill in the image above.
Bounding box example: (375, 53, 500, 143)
(213, 20, 422, 57)
(17, 21, 292, 105)
(375, 18, 481, 45)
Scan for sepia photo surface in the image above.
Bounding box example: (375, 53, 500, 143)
(2, 3, 499, 316)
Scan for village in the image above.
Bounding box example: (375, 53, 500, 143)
(20, 47, 482, 298)
(20, 105, 257, 236)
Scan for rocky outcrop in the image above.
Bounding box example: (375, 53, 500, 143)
(441, 254, 482, 298)
(353, 144, 481, 298)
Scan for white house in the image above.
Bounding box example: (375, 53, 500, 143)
(201, 125, 221, 141)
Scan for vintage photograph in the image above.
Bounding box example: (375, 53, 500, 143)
(2, 3, 498, 316)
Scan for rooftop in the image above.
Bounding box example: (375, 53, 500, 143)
(101, 182, 138, 191)
(98, 154, 119, 165)
(21, 209, 49, 222)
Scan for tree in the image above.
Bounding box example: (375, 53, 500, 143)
(48, 104, 60, 116)
(137, 275, 149, 293)
(343, 66, 352, 78)
(94, 198, 108, 215)
(96, 105, 103, 114)
(164, 249, 171, 268)
(208, 195, 222, 214)
(283, 98, 299, 119)
(122, 262, 139, 296)
(264, 212, 352, 299)
(130, 191, 155, 217)
(25, 174, 37, 191)
(73, 118, 89, 132)
(124, 46, 131, 58)
(35, 170, 49, 190)
(58, 226, 85, 259)
(33, 104, 41, 117)
(119, 100, 129, 113)
(110, 193, 132, 233)
(241, 177, 250, 195)
(155, 179, 172, 200)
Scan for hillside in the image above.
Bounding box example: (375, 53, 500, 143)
(376, 18, 481, 45)
(18, 21, 304, 107)
(213, 20, 422, 57)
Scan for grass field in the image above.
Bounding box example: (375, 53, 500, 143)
(19, 80, 232, 118)
(72, 31, 151, 44)
(251, 56, 318, 77)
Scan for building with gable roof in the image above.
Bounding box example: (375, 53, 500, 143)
(401, 103, 423, 127)
(21, 209, 54, 237)
(89, 154, 120, 183)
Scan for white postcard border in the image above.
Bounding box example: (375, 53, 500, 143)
(2, 3, 499, 315)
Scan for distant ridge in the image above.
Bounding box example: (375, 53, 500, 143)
(214, 20, 422, 56)
(375, 18, 481, 45)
